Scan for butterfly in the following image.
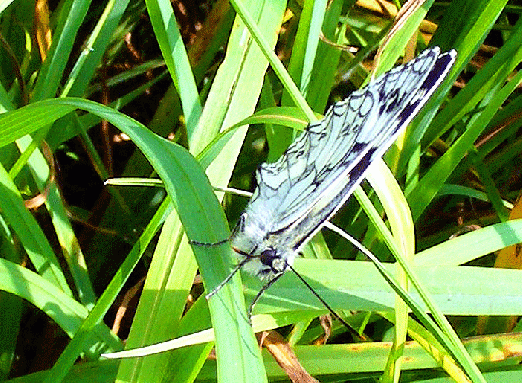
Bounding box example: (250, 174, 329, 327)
(208, 47, 457, 308)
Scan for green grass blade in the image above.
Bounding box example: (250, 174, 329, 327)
(145, 0, 202, 142)
(42, 198, 171, 383)
(61, 0, 131, 97)
(32, 0, 91, 101)
(423, 14, 522, 152)
(229, 0, 314, 121)
(409, 63, 522, 220)
(398, 0, 511, 175)
(0, 162, 71, 294)
(15, 135, 96, 307)
(0, 257, 121, 349)
(415, 219, 522, 267)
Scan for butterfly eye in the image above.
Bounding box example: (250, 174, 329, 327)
(259, 248, 278, 266)
(260, 248, 289, 274)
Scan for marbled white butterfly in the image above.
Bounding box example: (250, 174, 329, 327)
(208, 47, 457, 311)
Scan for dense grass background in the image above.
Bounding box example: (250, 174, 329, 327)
(0, 0, 521, 382)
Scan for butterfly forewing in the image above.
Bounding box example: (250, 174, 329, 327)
(230, 47, 456, 280)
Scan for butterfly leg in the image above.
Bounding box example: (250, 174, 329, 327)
(287, 264, 364, 340)
(205, 257, 252, 299)
(247, 271, 285, 322)
(189, 238, 229, 247)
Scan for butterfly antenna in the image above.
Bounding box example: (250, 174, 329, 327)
(247, 272, 285, 320)
(287, 264, 363, 340)
(323, 221, 380, 265)
(205, 257, 251, 299)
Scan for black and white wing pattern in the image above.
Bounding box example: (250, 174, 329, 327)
(231, 47, 457, 280)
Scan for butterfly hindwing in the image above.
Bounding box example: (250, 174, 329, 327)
(230, 47, 457, 279)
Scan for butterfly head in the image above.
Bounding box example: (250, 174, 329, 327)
(230, 212, 296, 280)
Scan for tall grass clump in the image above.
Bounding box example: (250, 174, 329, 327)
(0, 0, 521, 382)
